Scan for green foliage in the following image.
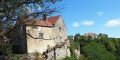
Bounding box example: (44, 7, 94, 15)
(69, 33, 120, 60)
(32, 26, 39, 29)
(71, 33, 120, 60)
(60, 56, 71, 60)
(79, 56, 88, 60)
(87, 35, 92, 42)
(60, 54, 77, 60)
(68, 36, 71, 40)
(112, 39, 119, 48)
(70, 40, 79, 50)
(81, 42, 116, 60)
(74, 33, 81, 42)
(70, 51, 77, 60)
(0, 43, 12, 56)
(107, 42, 116, 52)
(33, 51, 40, 57)
(0, 0, 63, 43)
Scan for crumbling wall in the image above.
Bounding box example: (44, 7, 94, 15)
(74, 45, 81, 60)
(43, 40, 71, 60)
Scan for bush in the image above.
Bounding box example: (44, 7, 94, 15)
(79, 56, 88, 60)
(60, 55, 77, 60)
(81, 42, 116, 60)
(0, 43, 12, 56)
(33, 51, 40, 57)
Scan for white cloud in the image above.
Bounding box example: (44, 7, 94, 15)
(105, 18, 120, 27)
(97, 12, 104, 16)
(23, 6, 34, 13)
(38, 6, 41, 10)
(28, 9, 34, 13)
(82, 20, 94, 26)
(72, 22, 80, 27)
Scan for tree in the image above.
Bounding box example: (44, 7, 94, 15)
(0, 0, 63, 43)
(0, 43, 12, 56)
(107, 42, 116, 53)
(82, 42, 116, 60)
(79, 36, 87, 47)
(87, 35, 92, 42)
(74, 33, 81, 42)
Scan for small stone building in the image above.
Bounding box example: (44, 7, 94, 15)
(83, 32, 97, 39)
(13, 15, 69, 54)
(69, 35, 74, 40)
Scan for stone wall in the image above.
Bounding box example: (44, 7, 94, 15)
(44, 40, 71, 60)
(0, 56, 15, 60)
(25, 16, 68, 54)
(74, 45, 81, 60)
(54, 16, 68, 43)
(74, 49, 80, 59)
(26, 26, 57, 54)
(13, 15, 68, 55)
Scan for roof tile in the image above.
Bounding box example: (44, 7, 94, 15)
(25, 15, 61, 27)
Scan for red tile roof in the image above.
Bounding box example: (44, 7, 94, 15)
(25, 15, 61, 27)
(25, 18, 53, 27)
(83, 33, 97, 37)
(47, 15, 61, 25)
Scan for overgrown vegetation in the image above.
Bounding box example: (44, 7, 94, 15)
(32, 51, 45, 60)
(63, 33, 120, 60)
(80, 33, 119, 60)
(82, 42, 116, 60)
(0, 43, 12, 56)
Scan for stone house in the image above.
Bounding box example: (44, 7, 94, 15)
(69, 35, 74, 40)
(98, 33, 108, 37)
(13, 15, 68, 54)
(83, 32, 97, 39)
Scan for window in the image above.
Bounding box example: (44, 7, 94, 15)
(39, 33, 43, 39)
(20, 26, 23, 31)
(60, 37, 62, 43)
(54, 38, 56, 42)
(38, 27, 41, 31)
(59, 27, 61, 32)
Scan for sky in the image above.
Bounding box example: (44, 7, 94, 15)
(52, 0, 120, 38)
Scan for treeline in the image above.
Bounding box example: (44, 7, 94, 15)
(63, 33, 120, 60)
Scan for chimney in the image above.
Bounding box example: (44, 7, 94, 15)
(43, 14, 47, 21)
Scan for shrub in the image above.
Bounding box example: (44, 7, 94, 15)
(81, 42, 116, 60)
(0, 43, 12, 56)
(79, 56, 88, 60)
(33, 51, 40, 57)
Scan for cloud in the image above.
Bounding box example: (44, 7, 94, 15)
(105, 18, 120, 27)
(38, 6, 41, 10)
(72, 22, 80, 27)
(28, 9, 34, 13)
(23, 6, 34, 13)
(97, 12, 104, 16)
(82, 20, 94, 26)
(35, 4, 41, 10)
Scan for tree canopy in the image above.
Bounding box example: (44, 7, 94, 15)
(82, 42, 116, 60)
(0, 0, 63, 43)
(67, 33, 120, 60)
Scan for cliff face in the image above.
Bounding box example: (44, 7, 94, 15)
(74, 46, 81, 60)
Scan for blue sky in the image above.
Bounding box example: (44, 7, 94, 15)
(53, 0, 120, 38)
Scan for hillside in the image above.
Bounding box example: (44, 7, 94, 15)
(62, 33, 120, 60)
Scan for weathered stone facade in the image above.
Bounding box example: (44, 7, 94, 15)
(26, 26, 56, 53)
(43, 40, 71, 60)
(13, 15, 70, 59)
(26, 15, 68, 54)
(54, 16, 67, 43)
